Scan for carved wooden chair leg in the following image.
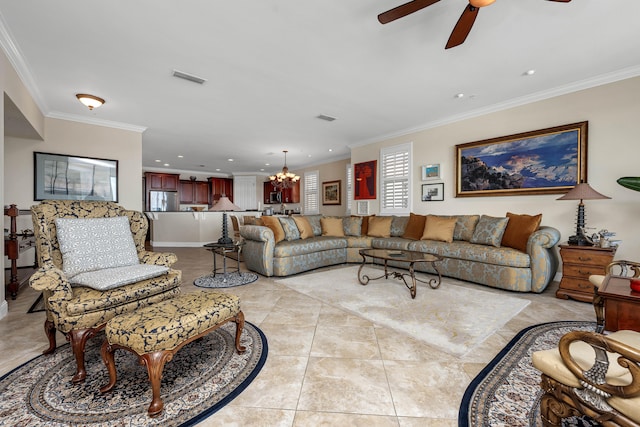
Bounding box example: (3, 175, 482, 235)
(68, 327, 98, 383)
(593, 292, 605, 333)
(43, 319, 57, 355)
(99, 341, 118, 393)
(141, 351, 173, 417)
(539, 393, 565, 427)
(234, 311, 246, 354)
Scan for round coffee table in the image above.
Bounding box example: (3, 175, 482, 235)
(358, 248, 442, 299)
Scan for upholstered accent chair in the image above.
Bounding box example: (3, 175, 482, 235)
(29, 200, 182, 383)
(590, 261, 640, 333)
(533, 329, 640, 426)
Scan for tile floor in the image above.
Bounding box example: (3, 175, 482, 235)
(0, 247, 595, 426)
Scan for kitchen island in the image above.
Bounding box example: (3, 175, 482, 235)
(146, 211, 231, 247)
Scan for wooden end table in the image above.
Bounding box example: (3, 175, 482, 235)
(556, 243, 616, 302)
(597, 275, 640, 332)
(358, 249, 442, 299)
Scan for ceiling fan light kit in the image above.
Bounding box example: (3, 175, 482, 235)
(378, 0, 571, 49)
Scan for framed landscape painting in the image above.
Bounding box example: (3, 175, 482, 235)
(34, 152, 119, 201)
(455, 121, 587, 197)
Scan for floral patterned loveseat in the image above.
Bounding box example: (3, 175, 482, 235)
(240, 213, 560, 293)
(29, 200, 182, 383)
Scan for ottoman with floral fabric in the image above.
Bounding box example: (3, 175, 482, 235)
(99, 291, 245, 416)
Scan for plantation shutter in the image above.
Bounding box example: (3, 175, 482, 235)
(304, 170, 319, 214)
(380, 143, 412, 215)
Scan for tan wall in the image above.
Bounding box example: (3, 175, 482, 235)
(298, 157, 350, 216)
(5, 117, 144, 211)
(351, 76, 640, 261)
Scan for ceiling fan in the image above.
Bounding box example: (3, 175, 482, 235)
(378, 0, 572, 49)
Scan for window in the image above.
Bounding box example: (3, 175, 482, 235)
(304, 170, 319, 214)
(380, 142, 412, 215)
(346, 163, 352, 214)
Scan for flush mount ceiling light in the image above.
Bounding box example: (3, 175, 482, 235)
(75, 94, 105, 110)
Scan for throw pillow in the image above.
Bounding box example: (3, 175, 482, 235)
(278, 217, 301, 241)
(470, 215, 510, 247)
(421, 215, 457, 243)
(292, 216, 314, 239)
(452, 215, 480, 241)
(354, 214, 375, 236)
(55, 216, 139, 278)
(321, 217, 345, 237)
(402, 213, 427, 240)
(261, 216, 286, 243)
(390, 215, 410, 237)
(342, 216, 362, 236)
(305, 214, 323, 236)
(501, 212, 542, 252)
(367, 216, 392, 238)
(70, 264, 169, 291)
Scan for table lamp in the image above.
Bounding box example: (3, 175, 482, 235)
(557, 182, 610, 246)
(210, 195, 241, 244)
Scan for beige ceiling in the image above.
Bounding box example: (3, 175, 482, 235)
(1, 0, 639, 176)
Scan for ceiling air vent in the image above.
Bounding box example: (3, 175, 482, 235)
(172, 70, 207, 84)
(316, 114, 336, 122)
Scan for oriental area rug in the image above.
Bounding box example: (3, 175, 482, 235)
(194, 271, 259, 288)
(459, 320, 598, 427)
(276, 265, 530, 357)
(0, 322, 267, 426)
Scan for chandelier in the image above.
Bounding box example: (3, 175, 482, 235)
(269, 150, 300, 189)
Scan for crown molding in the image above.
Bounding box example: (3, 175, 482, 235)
(349, 65, 640, 148)
(46, 111, 147, 133)
(0, 11, 48, 113)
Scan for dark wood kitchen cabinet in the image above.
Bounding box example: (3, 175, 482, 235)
(179, 180, 210, 204)
(264, 181, 300, 204)
(145, 172, 179, 191)
(208, 177, 233, 203)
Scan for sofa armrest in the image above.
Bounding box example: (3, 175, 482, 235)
(528, 226, 561, 293)
(240, 225, 275, 276)
(139, 250, 178, 267)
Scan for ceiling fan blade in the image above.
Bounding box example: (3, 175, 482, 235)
(378, 0, 440, 24)
(445, 5, 479, 49)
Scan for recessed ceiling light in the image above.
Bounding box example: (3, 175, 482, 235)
(227, 158, 234, 162)
(155, 159, 161, 162)
(215, 168, 221, 171)
(308, 154, 312, 158)
(524, 69, 536, 76)
(177, 155, 184, 158)
(265, 163, 270, 166)
(163, 163, 170, 167)
(260, 168, 265, 171)
(454, 93, 465, 99)
(328, 149, 333, 152)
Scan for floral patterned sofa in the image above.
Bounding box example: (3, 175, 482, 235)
(29, 200, 182, 383)
(240, 213, 561, 293)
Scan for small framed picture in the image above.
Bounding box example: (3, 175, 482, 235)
(356, 200, 369, 215)
(322, 180, 341, 205)
(422, 183, 444, 202)
(421, 164, 441, 181)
